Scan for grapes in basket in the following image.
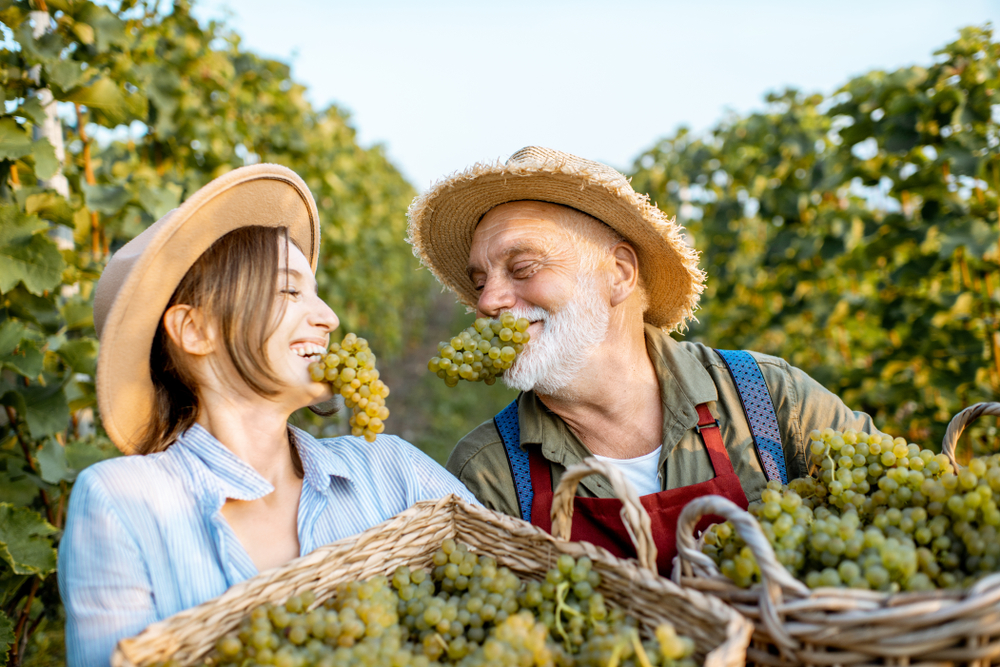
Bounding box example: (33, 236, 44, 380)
(427, 314, 531, 387)
(703, 428, 1000, 592)
(195, 541, 697, 667)
(308, 333, 391, 442)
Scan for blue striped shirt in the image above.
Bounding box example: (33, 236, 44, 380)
(58, 424, 476, 667)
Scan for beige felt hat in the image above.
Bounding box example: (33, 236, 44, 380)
(93, 164, 320, 454)
(406, 146, 705, 331)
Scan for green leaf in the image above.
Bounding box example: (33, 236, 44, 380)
(77, 4, 127, 52)
(0, 503, 57, 576)
(60, 301, 94, 331)
(939, 219, 999, 259)
(0, 118, 33, 161)
(65, 436, 119, 472)
(0, 570, 31, 610)
(136, 182, 182, 219)
(0, 320, 25, 357)
(36, 438, 74, 484)
(57, 338, 97, 376)
(0, 205, 46, 247)
(70, 20, 95, 46)
(20, 383, 68, 439)
(14, 23, 64, 66)
(0, 609, 14, 666)
(0, 389, 26, 417)
(45, 59, 87, 92)
(30, 137, 59, 181)
(0, 339, 43, 379)
(3, 287, 62, 333)
(24, 192, 72, 226)
(0, 234, 67, 295)
(64, 77, 126, 125)
(0, 5, 27, 30)
(81, 183, 131, 215)
(15, 96, 45, 125)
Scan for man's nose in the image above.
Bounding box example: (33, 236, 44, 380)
(476, 276, 515, 318)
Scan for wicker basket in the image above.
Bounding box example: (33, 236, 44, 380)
(673, 401, 1000, 667)
(112, 459, 751, 667)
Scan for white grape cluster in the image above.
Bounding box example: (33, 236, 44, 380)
(308, 333, 390, 443)
(704, 428, 1000, 592)
(192, 541, 698, 667)
(428, 314, 531, 387)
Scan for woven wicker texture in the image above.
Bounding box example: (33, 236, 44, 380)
(673, 401, 1000, 667)
(112, 494, 751, 667)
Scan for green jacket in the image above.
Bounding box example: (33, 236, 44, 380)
(446, 324, 880, 516)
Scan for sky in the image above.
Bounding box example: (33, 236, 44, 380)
(192, 1, 1000, 190)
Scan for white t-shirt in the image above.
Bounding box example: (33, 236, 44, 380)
(592, 446, 663, 496)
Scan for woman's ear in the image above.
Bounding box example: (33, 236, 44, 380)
(609, 241, 640, 307)
(162, 305, 214, 356)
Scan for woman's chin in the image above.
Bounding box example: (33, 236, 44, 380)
(307, 381, 335, 404)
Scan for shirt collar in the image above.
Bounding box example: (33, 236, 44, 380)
(289, 425, 353, 495)
(174, 423, 274, 501)
(173, 423, 353, 501)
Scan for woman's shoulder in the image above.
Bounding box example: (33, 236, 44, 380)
(72, 448, 188, 506)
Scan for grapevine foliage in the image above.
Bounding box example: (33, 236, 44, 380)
(0, 1, 429, 663)
(630, 26, 1000, 453)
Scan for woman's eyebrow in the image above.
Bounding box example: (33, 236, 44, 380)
(281, 268, 319, 292)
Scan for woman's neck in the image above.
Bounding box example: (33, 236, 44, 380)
(195, 388, 297, 486)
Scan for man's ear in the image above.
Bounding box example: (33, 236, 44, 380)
(162, 305, 214, 356)
(609, 242, 639, 307)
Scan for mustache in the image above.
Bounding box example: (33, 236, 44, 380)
(503, 306, 549, 323)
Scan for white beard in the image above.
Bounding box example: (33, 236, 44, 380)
(502, 274, 610, 397)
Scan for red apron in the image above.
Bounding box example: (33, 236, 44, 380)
(529, 404, 749, 575)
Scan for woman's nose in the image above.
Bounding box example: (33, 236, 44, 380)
(311, 295, 339, 332)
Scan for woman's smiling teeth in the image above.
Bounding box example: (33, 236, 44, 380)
(291, 343, 326, 360)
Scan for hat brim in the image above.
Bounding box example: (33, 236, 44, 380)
(96, 164, 320, 454)
(407, 158, 704, 331)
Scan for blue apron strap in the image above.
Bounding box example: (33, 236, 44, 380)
(714, 349, 789, 484)
(494, 400, 533, 522)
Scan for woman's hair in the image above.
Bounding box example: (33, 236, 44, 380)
(139, 225, 299, 454)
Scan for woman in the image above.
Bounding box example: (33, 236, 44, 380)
(58, 165, 476, 667)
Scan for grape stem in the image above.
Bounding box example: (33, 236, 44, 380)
(606, 634, 629, 667)
(431, 633, 448, 651)
(553, 581, 579, 649)
(629, 629, 654, 667)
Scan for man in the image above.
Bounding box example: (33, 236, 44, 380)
(406, 146, 878, 571)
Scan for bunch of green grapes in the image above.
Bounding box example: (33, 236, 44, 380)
(428, 314, 531, 387)
(194, 541, 698, 667)
(703, 428, 1000, 592)
(308, 332, 391, 443)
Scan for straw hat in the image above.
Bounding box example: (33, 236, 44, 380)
(406, 146, 705, 331)
(93, 164, 320, 454)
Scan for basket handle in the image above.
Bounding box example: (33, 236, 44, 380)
(941, 401, 1000, 469)
(675, 495, 808, 654)
(550, 457, 658, 574)
(675, 495, 807, 594)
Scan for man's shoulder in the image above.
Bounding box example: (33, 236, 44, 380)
(673, 340, 796, 390)
(674, 339, 789, 370)
(446, 418, 504, 477)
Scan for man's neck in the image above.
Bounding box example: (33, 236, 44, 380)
(537, 319, 663, 459)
